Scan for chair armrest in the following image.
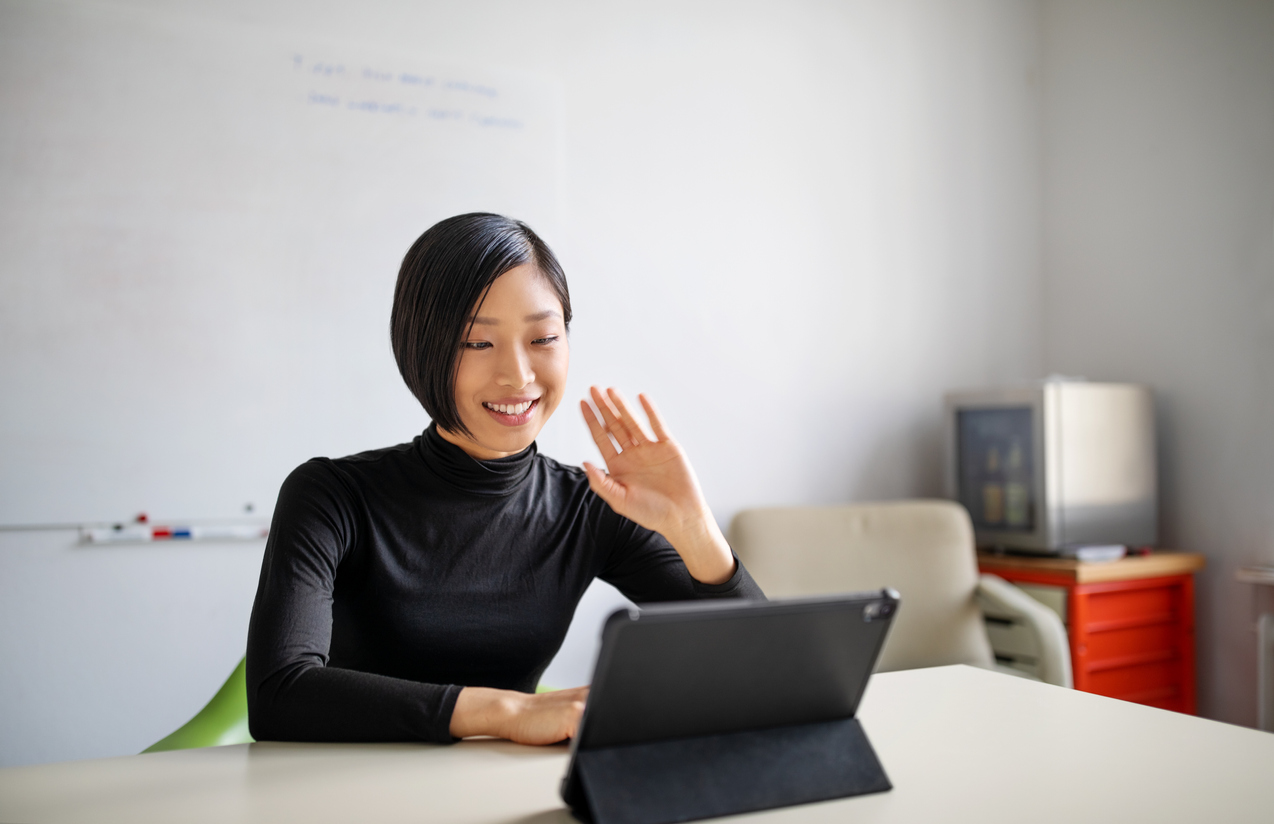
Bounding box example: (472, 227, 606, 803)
(976, 574, 1073, 689)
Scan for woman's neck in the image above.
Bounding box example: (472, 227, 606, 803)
(435, 425, 532, 461)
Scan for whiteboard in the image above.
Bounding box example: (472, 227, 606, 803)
(0, 0, 560, 524)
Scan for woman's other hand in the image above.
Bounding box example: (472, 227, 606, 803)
(580, 386, 735, 585)
(450, 686, 589, 745)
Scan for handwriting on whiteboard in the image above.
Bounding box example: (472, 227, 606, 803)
(291, 54, 522, 129)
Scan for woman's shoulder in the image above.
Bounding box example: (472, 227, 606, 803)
(531, 452, 625, 524)
(286, 441, 403, 473)
(281, 439, 422, 497)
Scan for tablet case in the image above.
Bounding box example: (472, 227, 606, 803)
(571, 718, 890, 824)
(562, 591, 898, 824)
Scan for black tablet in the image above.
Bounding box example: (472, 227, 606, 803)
(561, 589, 899, 824)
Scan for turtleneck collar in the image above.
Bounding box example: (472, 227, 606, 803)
(417, 423, 537, 496)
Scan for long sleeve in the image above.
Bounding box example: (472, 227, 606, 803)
(246, 462, 461, 743)
(596, 509, 766, 604)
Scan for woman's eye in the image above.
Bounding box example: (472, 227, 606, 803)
(533, 336, 559, 345)
(463, 341, 492, 350)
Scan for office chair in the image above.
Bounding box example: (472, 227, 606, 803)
(144, 657, 253, 753)
(729, 500, 1072, 687)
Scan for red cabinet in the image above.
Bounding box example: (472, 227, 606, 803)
(978, 552, 1204, 714)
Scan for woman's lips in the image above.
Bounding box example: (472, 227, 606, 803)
(482, 398, 539, 427)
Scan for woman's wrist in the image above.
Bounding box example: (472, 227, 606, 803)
(449, 686, 522, 739)
(450, 685, 589, 744)
(664, 509, 736, 586)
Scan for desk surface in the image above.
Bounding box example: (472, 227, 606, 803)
(3, 666, 1272, 824)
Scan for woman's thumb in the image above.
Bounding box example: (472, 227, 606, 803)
(583, 461, 624, 508)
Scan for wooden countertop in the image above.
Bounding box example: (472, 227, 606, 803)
(977, 550, 1205, 584)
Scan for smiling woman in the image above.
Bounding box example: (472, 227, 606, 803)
(245, 214, 764, 747)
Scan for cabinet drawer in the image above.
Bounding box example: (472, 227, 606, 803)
(1085, 622, 1179, 663)
(1087, 658, 1179, 699)
(1082, 586, 1176, 627)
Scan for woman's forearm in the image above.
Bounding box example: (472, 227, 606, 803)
(662, 508, 737, 586)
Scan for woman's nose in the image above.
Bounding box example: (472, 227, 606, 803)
(496, 345, 535, 388)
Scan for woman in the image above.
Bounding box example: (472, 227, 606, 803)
(246, 213, 764, 746)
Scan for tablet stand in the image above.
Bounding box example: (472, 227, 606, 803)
(569, 717, 891, 824)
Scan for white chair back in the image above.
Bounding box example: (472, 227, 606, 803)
(729, 500, 994, 672)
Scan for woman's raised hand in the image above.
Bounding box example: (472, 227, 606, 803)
(580, 386, 735, 585)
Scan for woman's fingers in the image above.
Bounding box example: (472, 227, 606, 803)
(507, 686, 590, 745)
(580, 401, 619, 461)
(638, 393, 670, 441)
(589, 385, 620, 425)
(543, 686, 589, 742)
(583, 386, 667, 462)
(606, 388, 653, 446)
(588, 385, 635, 447)
(583, 461, 626, 509)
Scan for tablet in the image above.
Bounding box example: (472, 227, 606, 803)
(561, 589, 899, 822)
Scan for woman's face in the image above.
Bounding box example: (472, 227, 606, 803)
(437, 263, 569, 460)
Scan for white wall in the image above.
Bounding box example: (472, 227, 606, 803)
(1040, 0, 1274, 725)
(0, 0, 1046, 766)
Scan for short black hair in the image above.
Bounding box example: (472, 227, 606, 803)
(391, 213, 571, 437)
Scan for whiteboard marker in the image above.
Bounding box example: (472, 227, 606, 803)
(82, 523, 268, 543)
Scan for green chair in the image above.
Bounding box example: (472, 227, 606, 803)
(143, 657, 254, 752)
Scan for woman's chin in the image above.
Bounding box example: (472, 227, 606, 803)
(446, 421, 542, 460)
(483, 432, 537, 457)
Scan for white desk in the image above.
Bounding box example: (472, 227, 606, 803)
(3, 666, 1273, 824)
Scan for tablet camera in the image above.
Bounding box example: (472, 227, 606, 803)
(863, 601, 895, 622)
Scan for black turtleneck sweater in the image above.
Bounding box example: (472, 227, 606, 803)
(245, 425, 764, 744)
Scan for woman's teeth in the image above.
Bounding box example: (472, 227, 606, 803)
(485, 400, 534, 415)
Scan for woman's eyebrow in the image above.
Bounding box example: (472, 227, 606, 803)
(467, 309, 561, 326)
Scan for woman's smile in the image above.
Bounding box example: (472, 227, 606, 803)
(483, 397, 540, 425)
